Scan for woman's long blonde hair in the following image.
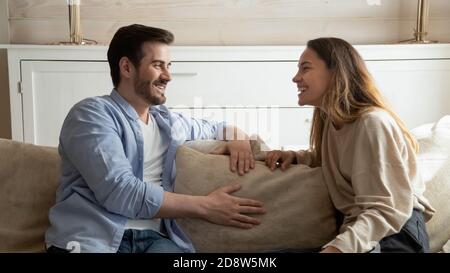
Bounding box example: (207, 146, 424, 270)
(306, 37, 418, 167)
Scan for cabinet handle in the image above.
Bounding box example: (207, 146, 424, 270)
(171, 72, 198, 76)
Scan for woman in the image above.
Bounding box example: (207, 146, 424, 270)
(266, 37, 435, 253)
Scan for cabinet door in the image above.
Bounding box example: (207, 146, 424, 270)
(20, 58, 450, 148)
(168, 61, 313, 150)
(366, 59, 450, 129)
(174, 106, 313, 150)
(20, 60, 305, 148)
(21, 61, 112, 146)
(167, 61, 299, 107)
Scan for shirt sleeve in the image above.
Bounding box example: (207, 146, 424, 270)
(59, 100, 164, 219)
(170, 111, 226, 141)
(324, 114, 414, 253)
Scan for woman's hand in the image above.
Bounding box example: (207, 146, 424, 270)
(201, 183, 265, 229)
(265, 150, 297, 171)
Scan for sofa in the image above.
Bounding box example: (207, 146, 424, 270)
(0, 116, 449, 253)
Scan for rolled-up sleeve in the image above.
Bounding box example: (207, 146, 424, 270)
(60, 100, 164, 219)
(295, 150, 315, 166)
(171, 111, 226, 141)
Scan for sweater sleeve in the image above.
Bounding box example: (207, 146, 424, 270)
(295, 150, 315, 167)
(324, 114, 414, 253)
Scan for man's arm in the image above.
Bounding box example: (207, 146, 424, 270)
(173, 112, 255, 175)
(159, 121, 266, 228)
(63, 102, 265, 228)
(155, 184, 265, 229)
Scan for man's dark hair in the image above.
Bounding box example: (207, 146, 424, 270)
(107, 24, 174, 88)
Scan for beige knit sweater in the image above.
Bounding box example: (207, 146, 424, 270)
(297, 109, 435, 253)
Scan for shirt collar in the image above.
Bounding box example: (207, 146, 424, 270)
(110, 88, 170, 121)
(110, 89, 140, 121)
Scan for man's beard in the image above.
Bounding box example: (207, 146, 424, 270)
(134, 78, 166, 106)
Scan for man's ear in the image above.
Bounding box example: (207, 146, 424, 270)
(119, 57, 135, 80)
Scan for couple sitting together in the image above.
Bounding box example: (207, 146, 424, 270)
(45, 24, 434, 253)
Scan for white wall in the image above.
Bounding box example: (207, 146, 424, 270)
(0, 0, 11, 139)
(7, 0, 450, 45)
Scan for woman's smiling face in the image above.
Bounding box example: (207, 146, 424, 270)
(292, 47, 332, 107)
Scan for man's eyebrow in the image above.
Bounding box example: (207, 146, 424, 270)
(151, 60, 172, 66)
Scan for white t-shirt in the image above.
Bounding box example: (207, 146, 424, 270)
(125, 114, 169, 231)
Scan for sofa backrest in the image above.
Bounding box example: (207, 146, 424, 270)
(0, 139, 60, 252)
(0, 133, 449, 252)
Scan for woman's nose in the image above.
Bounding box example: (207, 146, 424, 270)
(292, 71, 301, 83)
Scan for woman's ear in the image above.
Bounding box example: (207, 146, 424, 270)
(119, 57, 135, 80)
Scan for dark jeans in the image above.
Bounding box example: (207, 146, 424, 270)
(267, 209, 430, 253)
(47, 229, 184, 253)
(376, 209, 430, 253)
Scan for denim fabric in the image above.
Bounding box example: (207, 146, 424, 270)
(117, 229, 184, 253)
(370, 209, 430, 253)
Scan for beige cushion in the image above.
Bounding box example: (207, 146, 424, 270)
(0, 139, 59, 252)
(174, 145, 338, 252)
(412, 116, 450, 253)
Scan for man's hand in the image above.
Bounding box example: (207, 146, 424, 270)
(200, 183, 265, 229)
(211, 140, 255, 176)
(265, 150, 296, 171)
(155, 185, 264, 229)
(227, 140, 255, 175)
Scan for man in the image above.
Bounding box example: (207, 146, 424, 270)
(45, 24, 265, 253)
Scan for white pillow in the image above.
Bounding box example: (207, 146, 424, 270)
(412, 115, 450, 253)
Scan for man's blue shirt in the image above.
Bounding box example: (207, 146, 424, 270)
(45, 89, 224, 252)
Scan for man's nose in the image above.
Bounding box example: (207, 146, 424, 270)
(161, 67, 172, 82)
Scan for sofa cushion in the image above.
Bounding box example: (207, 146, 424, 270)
(0, 139, 59, 252)
(174, 145, 338, 252)
(412, 115, 450, 253)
